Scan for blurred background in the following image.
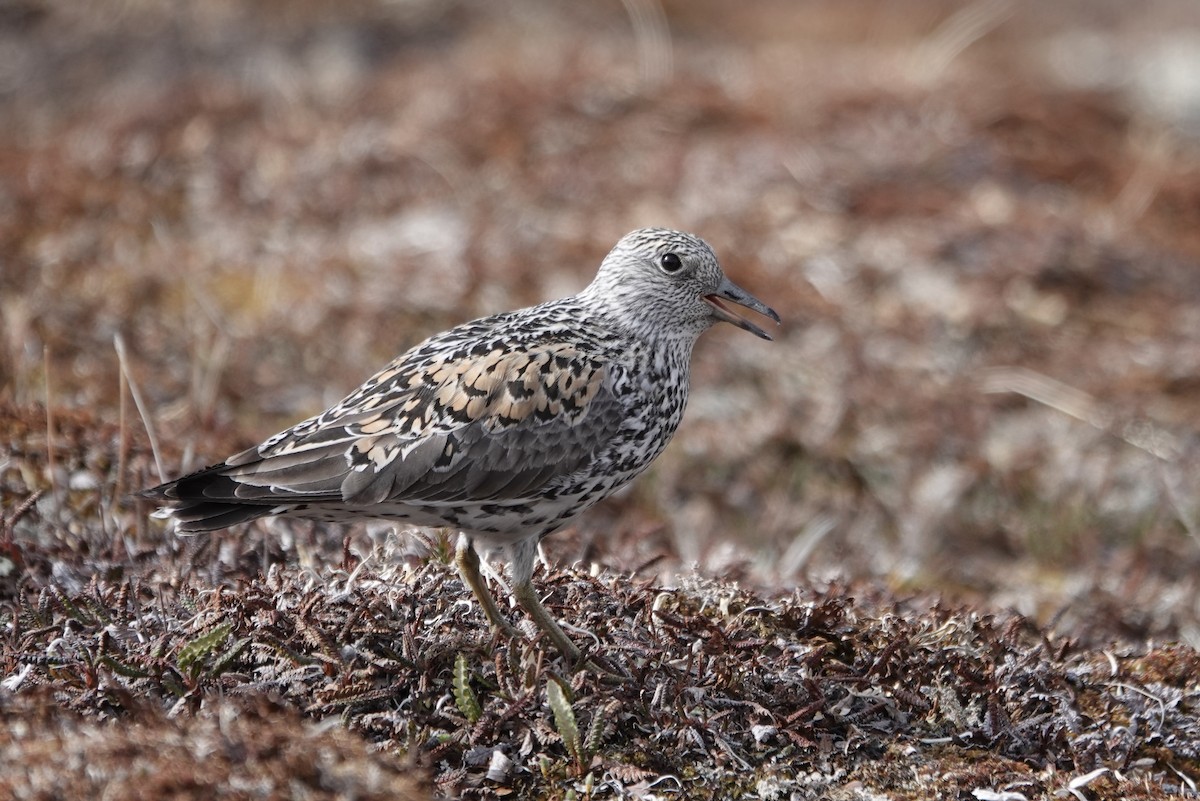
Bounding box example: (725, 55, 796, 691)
(3, 0, 1199, 646)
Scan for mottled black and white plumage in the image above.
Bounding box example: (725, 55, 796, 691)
(143, 228, 779, 664)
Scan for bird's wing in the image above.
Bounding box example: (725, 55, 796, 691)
(158, 339, 624, 508)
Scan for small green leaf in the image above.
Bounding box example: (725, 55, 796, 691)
(584, 700, 616, 762)
(206, 636, 251, 678)
(52, 588, 94, 625)
(547, 678, 581, 766)
(100, 654, 150, 679)
(453, 653, 482, 723)
(177, 622, 234, 677)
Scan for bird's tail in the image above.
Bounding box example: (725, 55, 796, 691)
(141, 463, 281, 534)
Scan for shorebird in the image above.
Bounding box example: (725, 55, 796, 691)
(143, 228, 779, 665)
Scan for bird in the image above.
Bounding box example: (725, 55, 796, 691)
(142, 228, 779, 666)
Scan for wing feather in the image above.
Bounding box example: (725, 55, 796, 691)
(151, 340, 623, 516)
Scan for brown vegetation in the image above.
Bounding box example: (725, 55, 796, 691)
(2, 1, 1199, 798)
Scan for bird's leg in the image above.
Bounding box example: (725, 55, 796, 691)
(509, 554, 623, 676)
(455, 534, 519, 638)
(508, 538, 613, 672)
(511, 577, 582, 664)
(463, 535, 618, 674)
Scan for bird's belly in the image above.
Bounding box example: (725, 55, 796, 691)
(299, 490, 604, 545)
(283, 408, 681, 547)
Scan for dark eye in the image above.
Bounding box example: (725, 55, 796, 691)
(660, 252, 683, 273)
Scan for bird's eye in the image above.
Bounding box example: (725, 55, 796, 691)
(660, 252, 683, 273)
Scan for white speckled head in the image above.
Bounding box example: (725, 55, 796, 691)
(580, 228, 780, 342)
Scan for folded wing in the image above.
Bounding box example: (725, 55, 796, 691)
(144, 341, 622, 530)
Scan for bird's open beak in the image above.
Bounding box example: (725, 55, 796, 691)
(703, 278, 781, 340)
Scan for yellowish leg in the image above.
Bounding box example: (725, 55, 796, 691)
(459, 535, 619, 674)
(512, 578, 581, 663)
(455, 536, 519, 638)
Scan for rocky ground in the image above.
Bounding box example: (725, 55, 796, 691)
(2, 1, 1199, 798)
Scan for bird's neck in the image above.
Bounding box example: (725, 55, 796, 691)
(573, 290, 708, 350)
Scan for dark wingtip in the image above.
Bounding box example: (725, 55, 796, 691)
(167, 502, 274, 532)
(137, 461, 279, 533)
(138, 483, 174, 502)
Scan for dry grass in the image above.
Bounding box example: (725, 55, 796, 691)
(2, 0, 1199, 798)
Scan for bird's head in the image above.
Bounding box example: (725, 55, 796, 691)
(583, 227, 780, 342)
